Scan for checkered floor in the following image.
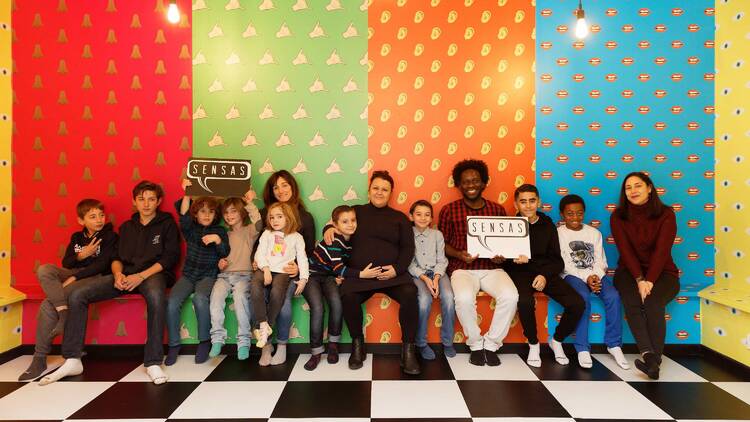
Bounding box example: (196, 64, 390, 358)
(0, 349, 749, 421)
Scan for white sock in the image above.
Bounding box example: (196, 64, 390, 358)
(39, 358, 83, 386)
(270, 344, 287, 365)
(577, 351, 592, 368)
(527, 343, 541, 367)
(259, 344, 274, 367)
(549, 338, 569, 365)
(608, 346, 630, 369)
(146, 365, 168, 385)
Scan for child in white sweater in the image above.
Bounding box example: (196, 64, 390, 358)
(250, 202, 309, 349)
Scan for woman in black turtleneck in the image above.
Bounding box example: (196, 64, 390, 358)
(324, 170, 420, 375)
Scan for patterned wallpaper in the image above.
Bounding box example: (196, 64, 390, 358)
(368, 0, 536, 213)
(192, 0, 368, 228)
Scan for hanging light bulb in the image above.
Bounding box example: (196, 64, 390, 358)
(167, 0, 180, 24)
(574, 0, 589, 39)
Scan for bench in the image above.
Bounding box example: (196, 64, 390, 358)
(699, 284, 750, 366)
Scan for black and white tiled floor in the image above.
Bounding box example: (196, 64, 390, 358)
(0, 350, 749, 421)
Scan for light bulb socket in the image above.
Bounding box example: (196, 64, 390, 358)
(575, 7, 585, 19)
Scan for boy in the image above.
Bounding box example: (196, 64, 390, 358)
(558, 194, 629, 369)
(504, 184, 584, 368)
(408, 200, 455, 360)
(18, 199, 118, 381)
(41, 181, 180, 385)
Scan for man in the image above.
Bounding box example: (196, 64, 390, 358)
(438, 159, 519, 366)
(40, 181, 180, 385)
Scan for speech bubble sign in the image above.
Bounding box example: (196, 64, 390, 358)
(187, 157, 251, 195)
(466, 216, 530, 258)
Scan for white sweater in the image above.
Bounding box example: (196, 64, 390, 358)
(254, 230, 310, 280)
(557, 224, 608, 282)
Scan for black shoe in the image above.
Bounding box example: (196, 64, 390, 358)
(635, 352, 660, 380)
(469, 349, 486, 366)
(327, 342, 339, 364)
(304, 354, 322, 371)
(348, 337, 365, 370)
(484, 349, 501, 366)
(401, 343, 421, 375)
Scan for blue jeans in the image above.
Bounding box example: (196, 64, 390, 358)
(303, 275, 343, 354)
(564, 275, 623, 352)
(274, 281, 296, 344)
(210, 271, 253, 348)
(167, 275, 215, 347)
(414, 271, 455, 348)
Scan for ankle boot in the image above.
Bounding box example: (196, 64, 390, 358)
(348, 337, 365, 370)
(401, 342, 421, 375)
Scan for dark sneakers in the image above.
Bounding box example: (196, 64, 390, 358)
(484, 349, 501, 366)
(635, 352, 660, 380)
(469, 349, 486, 366)
(304, 353, 322, 371)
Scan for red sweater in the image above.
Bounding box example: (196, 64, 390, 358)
(610, 203, 679, 283)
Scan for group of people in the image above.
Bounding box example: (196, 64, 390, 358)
(19, 158, 680, 384)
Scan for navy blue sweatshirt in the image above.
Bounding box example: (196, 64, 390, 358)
(115, 210, 181, 284)
(62, 222, 118, 280)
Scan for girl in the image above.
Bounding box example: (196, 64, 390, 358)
(251, 202, 309, 350)
(611, 172, 679, 380)
(209, 190, 261, 361)
(166, 180, 229, 365)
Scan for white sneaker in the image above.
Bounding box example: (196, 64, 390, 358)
(577, 351, 593, 369)
(608, 346, 630, 369)
(549, 338, 569, 365)
(526, 343, 541, 367)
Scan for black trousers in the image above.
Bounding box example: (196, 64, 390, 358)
(512, 273, 585, 344)
(249, 271, 290, 329)
(342, 283, 418, 343)
(614, 268, 679, 357)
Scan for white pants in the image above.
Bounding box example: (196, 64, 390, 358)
(451, 269, 519, 351)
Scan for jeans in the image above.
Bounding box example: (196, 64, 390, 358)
(63, 273, 168, 366)
(342, 283, 419, 342)
(249, 271, 290, 329)
(274, 281, 296, 344)
(413, 271, 455, 348)
(166, 275, 214, 347)
(37, 264, 77, 308)
(614, 268, 679, 357)
(513, 273, 585, 344)
(210, 271, 253, 347)
(303, 275, 343, 354)
(563, 275, 623, 352)
(452, 269, 518, 351)
(33, 274, 110, 357)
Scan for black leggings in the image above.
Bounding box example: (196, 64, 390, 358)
(342, 283, 418, 343)
(249, 271, 290, 329)
(614, 268, 679, 357)
(513, 273, 585, 344)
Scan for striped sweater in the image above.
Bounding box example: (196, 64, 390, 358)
(308, 233, 359, 278)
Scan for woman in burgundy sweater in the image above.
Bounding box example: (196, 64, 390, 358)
(323, 170, 420, 375)
(610, 172, 680, 380)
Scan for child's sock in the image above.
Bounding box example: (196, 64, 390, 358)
(195, 340, 211, 364)
(209, 343, 223, 358)
(443, 344, 457, 358)
(164, 345, 180, 366)
(39, 358, 83, 386)
(550, 338, 569, 365)
(578, 351, 593, 369)
(607, 346, 630, 369)
(146, 365, 168, 385)
(259, 344, 274, 366)
(418, 345, 436, 360)
(18, 356, 48, 381)
(237, 346, 250, 361)
(270, 344, 287, 365)
(49, 309, 68, 340)
(526, 342, 541, 368)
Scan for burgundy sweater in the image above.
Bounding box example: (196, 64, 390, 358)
(610, 203, 679, 283)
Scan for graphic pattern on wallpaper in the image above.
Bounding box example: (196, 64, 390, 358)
(192, 0, 368, 228)
(368, 0, 535, 211)
(537, 1, 715, 344)
(12, 0, 192, 344)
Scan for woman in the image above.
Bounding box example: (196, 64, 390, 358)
(324, 170, 420, 375)
(256, 170, 316, 366)
(610, 172, 680, 380)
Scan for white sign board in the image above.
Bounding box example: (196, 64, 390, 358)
(466, 216, 531, 259)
